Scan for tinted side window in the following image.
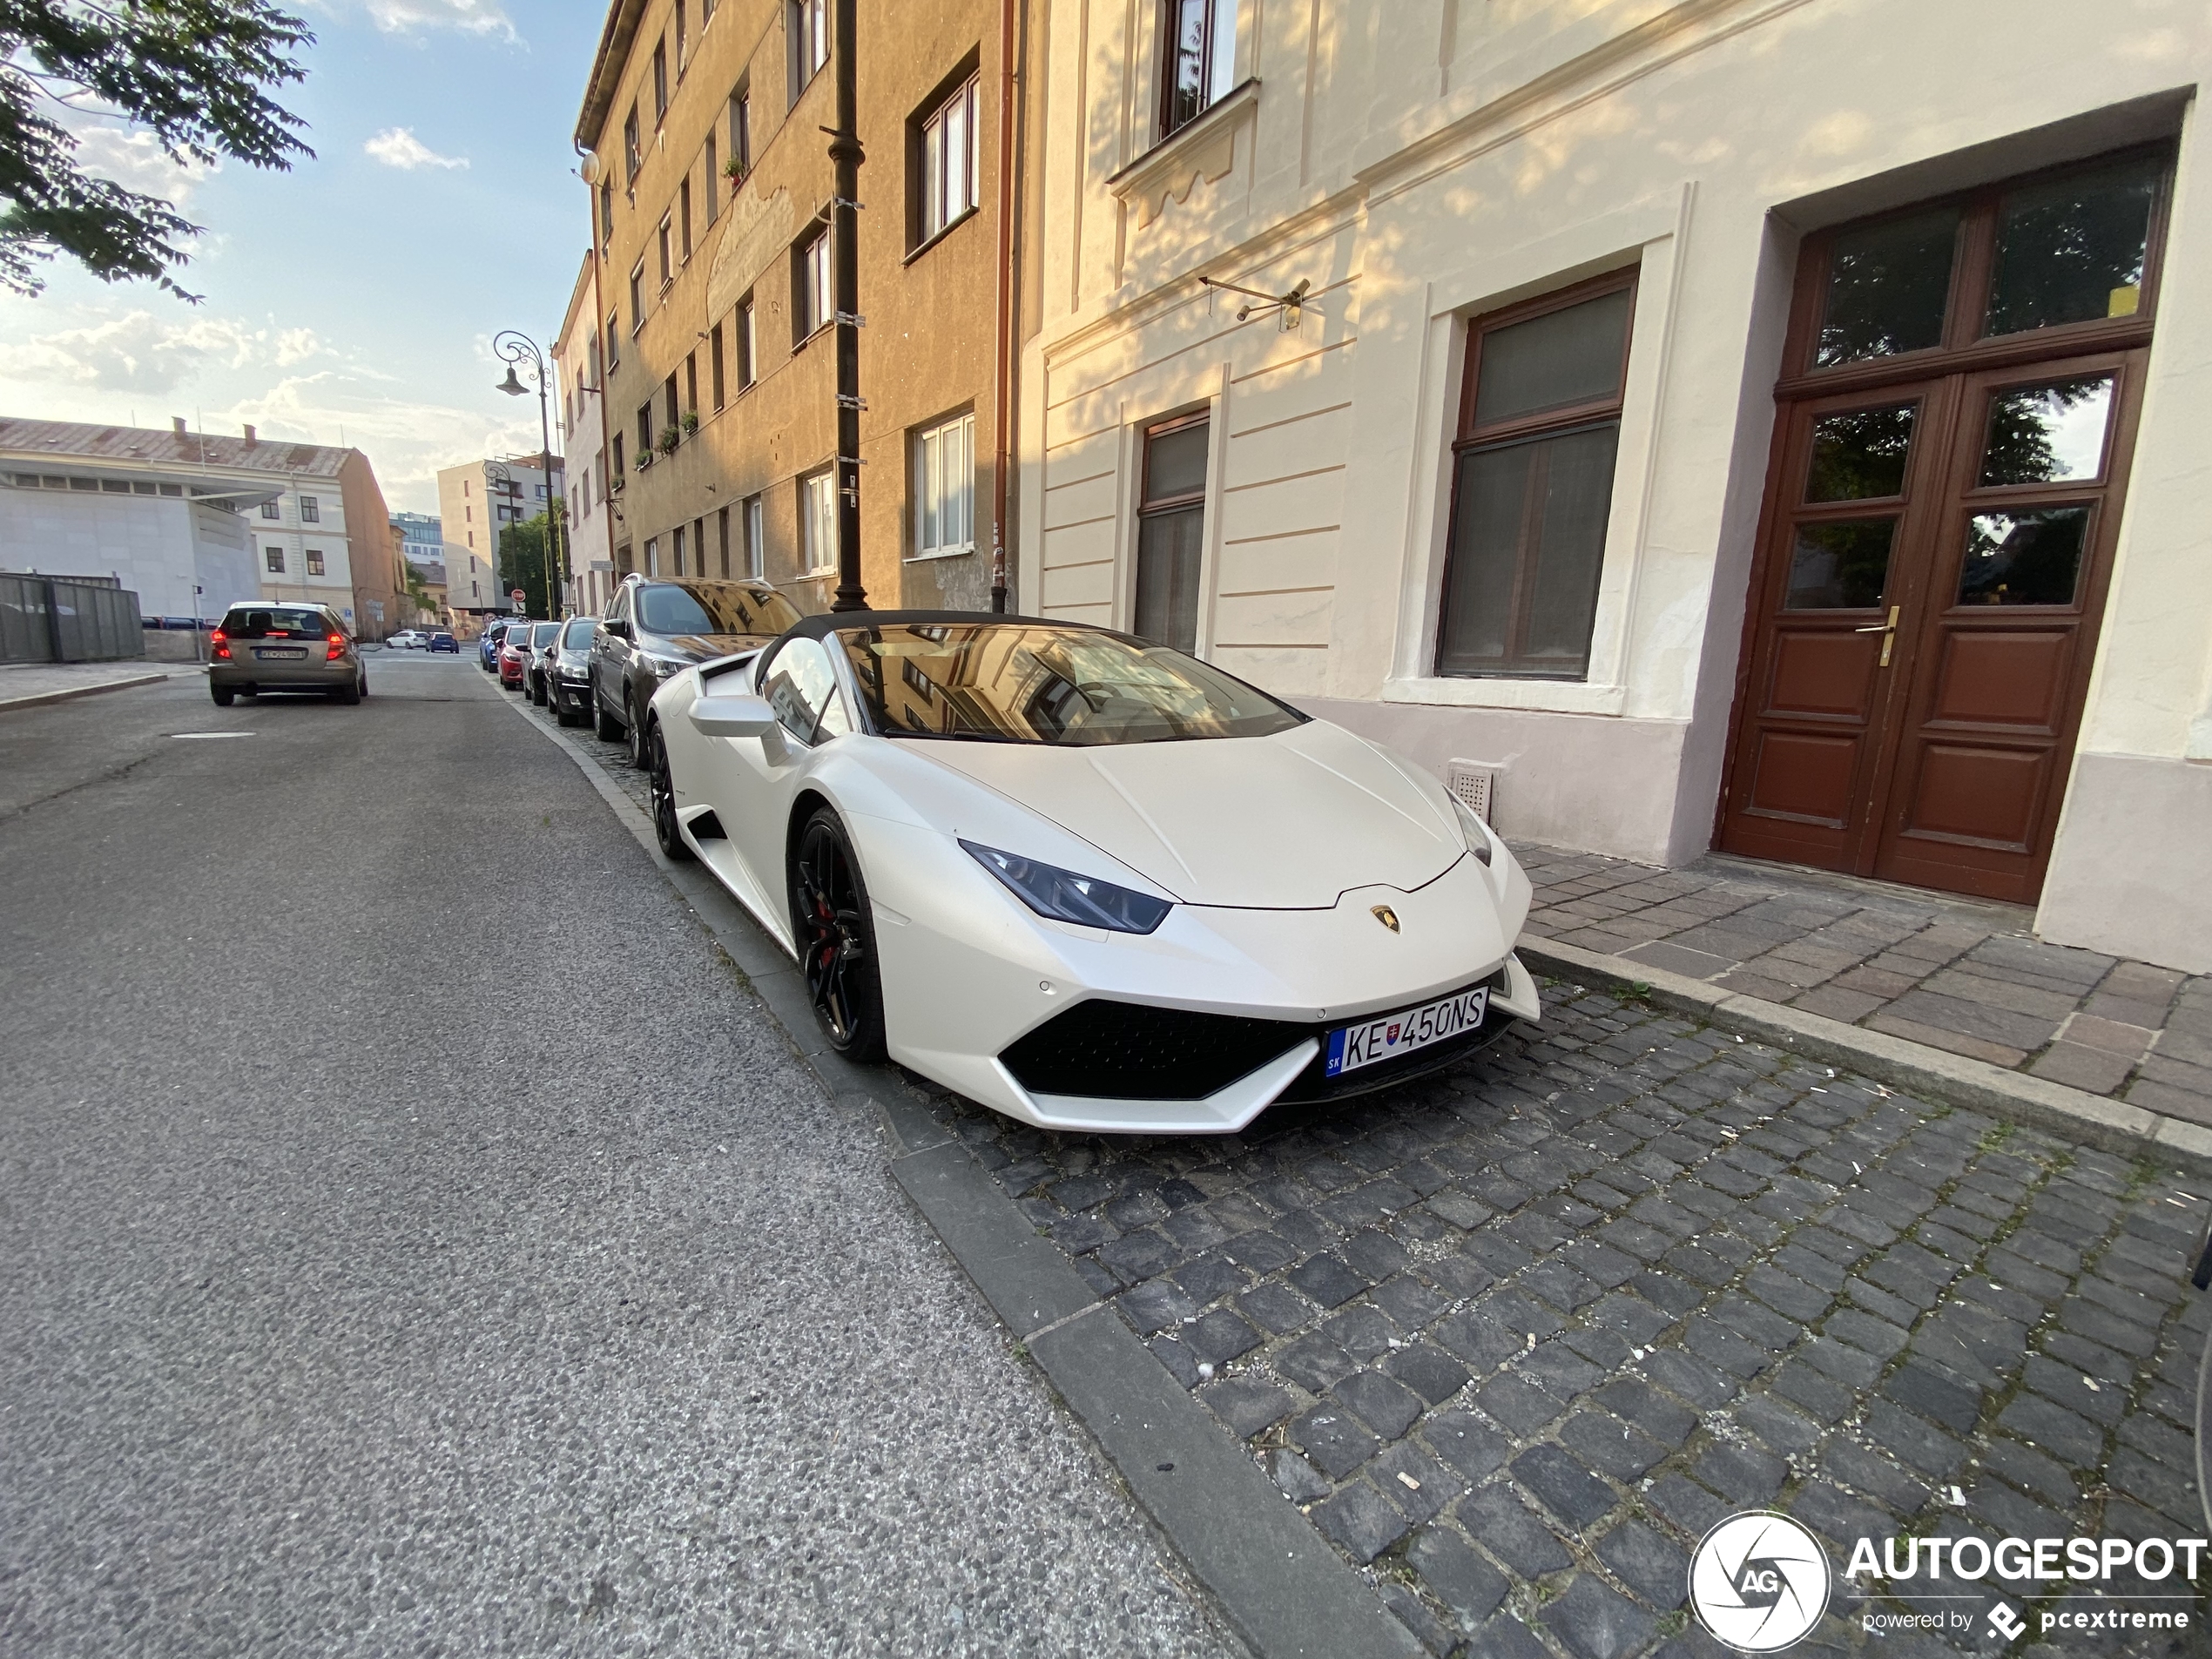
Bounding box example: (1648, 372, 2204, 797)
(758, 637, 849, 744)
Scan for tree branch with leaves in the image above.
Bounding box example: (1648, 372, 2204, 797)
(0, 0, 315, 298)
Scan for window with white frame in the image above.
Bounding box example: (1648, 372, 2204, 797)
(789, 0, 826, 102)
(795, 225, 832, 340)
(1160, 0, 1238, 138)
(916, 75, 979, 247)
(745, 493, 765, 578)
(801, 469, 835, 573)
(912, 411, 974, 558)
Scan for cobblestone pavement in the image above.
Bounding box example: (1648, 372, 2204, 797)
(1514, 843, 2212, 1125)
(925, 982, 2211, 1658)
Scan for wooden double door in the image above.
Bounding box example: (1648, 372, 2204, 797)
(1719, 147, 2169, 906)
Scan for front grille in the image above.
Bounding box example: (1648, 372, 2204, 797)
(1001, 968, 1521, 1104)
(1000, 1001, 1309, 1101)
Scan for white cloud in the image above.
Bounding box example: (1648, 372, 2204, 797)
(219, 374, 538, 508)
(64, 123, 219, 211)
(361, 0, 516, 43)
(364, 127, 469, 171)
(0, 311, 331, 395)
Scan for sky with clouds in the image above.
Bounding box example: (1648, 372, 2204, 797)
(0, 0, 604, 513)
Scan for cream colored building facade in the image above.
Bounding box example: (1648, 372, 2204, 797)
(1019, 0, 2212, 973)
(555, 256, 616, 617)
(435, 455, 563, 618)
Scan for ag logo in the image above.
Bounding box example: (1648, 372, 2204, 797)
(1689, 1512, 1831, 1651)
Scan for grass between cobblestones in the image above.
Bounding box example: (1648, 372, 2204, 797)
(914, 983, 2212, 1659)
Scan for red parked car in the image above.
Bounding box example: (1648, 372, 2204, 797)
(498, 625, 533, 689)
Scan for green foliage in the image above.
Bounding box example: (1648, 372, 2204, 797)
(1, 0, 315, 298)
(497, 506, 566, 620)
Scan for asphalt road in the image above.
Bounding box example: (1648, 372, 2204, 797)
(0, 653, 1233, 1657)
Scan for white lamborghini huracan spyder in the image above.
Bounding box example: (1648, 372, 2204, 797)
(645, 611, 1541, 1134)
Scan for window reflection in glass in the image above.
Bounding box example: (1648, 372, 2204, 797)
(1805, 404, 1915, 501)
(1816, 208, 1958, 367)
(1958, 507, 2089, 605)
(1784, 520, 1895, 610)
(1978, 375, 2112, 487)
(1985, 156, 2159, 336)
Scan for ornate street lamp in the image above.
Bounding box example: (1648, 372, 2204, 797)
(494, 330, 567, 617)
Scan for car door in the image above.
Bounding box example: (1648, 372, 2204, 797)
(716, 636, 854, 943)
(593, 589, 633, 711)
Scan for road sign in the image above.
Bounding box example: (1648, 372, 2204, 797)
(511, 588, 526, 607)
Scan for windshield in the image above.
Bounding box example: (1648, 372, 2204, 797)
(636, 581, 801, 637)
(222, 606, 328, 640)
(833, 624, 1306, 745)
(562, 618, 596, 648)
(531, 622, 560, 646)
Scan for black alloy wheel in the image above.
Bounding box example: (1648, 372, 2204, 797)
(626, 691, 651, 768)
(790, 807, 886, 1061)
(646, 720, 693, 864)
(594, 690, 623, 742)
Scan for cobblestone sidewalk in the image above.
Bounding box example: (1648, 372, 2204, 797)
(928, 985, 2210, 1658)
(1516, 844, 2212, 1128)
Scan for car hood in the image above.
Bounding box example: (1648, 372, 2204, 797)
(658, 632, 779, 660)
(917, 718, 1466, 908)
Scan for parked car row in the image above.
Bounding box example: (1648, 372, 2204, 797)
(385, 629, 458, 652)
(481, 578, 802, 759)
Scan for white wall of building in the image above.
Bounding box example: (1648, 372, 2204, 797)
(246, 481, 358, 624)
(1021, 0, 2212, 969)
(0, 482, 260, 621)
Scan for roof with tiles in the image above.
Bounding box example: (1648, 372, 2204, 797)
(0, 416, 354, 478)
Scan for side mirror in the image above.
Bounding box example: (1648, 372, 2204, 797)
(603, 617, 631, 641)
(689, 692, 779, 738)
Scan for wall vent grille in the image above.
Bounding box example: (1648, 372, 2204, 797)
(1446, 760, 1498, 825)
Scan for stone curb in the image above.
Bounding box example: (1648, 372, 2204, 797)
(502, 689, 1420, 1659)
(0, 670, 176, 714)
(1517, 934, 2212, 1174)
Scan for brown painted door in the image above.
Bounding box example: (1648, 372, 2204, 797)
(1719, 380, 1954, 875)
(1718, 143, 2172, 905)
(1721, 352, 2142, 903)
(1870, 350, 2144, 900)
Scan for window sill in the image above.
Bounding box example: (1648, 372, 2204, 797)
(905, 543, 974, 563)
(1107, 78, 1259, 231)
(1381, 675, 1627, 717)
(903, 206, 979, 266)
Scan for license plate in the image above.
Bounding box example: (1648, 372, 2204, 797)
(1325, 984, 1489, 1077)
(255, 647, 307, 659)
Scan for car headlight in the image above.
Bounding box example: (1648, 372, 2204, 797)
(960, 840, 1172, 934)
(1450, 795, 1495, 867)
(643, 652, 689, 678)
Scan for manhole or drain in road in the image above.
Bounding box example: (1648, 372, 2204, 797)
(167, 732, 256, 739)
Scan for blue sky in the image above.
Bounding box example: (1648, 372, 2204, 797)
(0, 0, 607, 513)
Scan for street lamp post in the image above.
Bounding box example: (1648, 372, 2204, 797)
(495, 331, 566, 617)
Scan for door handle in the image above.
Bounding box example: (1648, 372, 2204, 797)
(1854, 605, 1901, 667)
